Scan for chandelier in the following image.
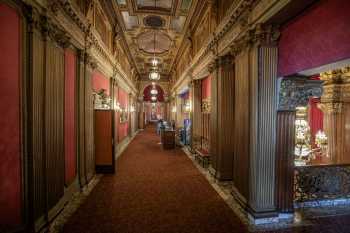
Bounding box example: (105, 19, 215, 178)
(149, 70, 160, 80)
(150, 88, 158, 95)
(149, 1, 161, 81)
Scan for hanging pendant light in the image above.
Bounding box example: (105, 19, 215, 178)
(149, 71, 160, 80)
(150, 88, 158, 95)
(149, 0, 160, 81)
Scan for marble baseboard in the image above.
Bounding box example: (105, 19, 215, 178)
(295, 198, 350, 209)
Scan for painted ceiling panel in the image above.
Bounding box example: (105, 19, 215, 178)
(108, 0, 195, 80)
(137, 0, 173, 9)
(138, 31, 171, 54)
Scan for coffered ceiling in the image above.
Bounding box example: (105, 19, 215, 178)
(106, 0, 195, 81)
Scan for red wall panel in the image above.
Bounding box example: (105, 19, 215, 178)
(0, 3, 22, 226)
(278, 0, 350, 76)
(118, 87, 128, 142)
(92, 71, 110, 96)
(202, 76, 211, 100)
(64, 49, 76, 185)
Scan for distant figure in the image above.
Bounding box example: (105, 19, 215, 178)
(157, 119, 163, 135)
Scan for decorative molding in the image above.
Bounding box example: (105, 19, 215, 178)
(278, 77, 323, 111)
(202, 98, 211, 113)
(320, 66, 350, 85)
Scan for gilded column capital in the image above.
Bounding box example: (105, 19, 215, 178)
(321, 66, 350, 85)
(320, 66, 350, 104)
(218, 54, 234, 67)
(208, 58, 219, 74)
(230, 33, 251, 57)
(318, 102, 343, 114)
(252, 24, 280, 46)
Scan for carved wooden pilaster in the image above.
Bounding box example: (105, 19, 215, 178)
(209, 54, 235, 180)
(248, 45, 278, 219)
(320, 66, 350, 163)
(209, 57, 219, 176)
(191, 79, 202, 151)
(77, 49, 87, 188)
(276, 111, 295, 213)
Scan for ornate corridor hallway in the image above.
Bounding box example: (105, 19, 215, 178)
(62, 125, 248, 233)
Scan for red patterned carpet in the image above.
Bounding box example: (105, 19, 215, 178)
(63, 125, 249, 233)
(62, 125, 350, 233)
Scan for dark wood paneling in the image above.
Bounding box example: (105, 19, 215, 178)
(209, 65, 218, 175)
(31, 31, 46, 221)
(45, 40, 65, 210)
(233, 50, 250, 201)
(85, 68, 95, 182)
(276, 111, 295, 213)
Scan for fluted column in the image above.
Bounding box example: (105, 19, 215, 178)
(209, 54, 235, 180)
(320, 67, 350, 164)
(231, 25, 281, 220)
(191, 79, 202, 151)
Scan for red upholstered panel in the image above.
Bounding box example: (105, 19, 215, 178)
(278, 0, 350, 76)
(0, 3, 22, 226)
(202, 76, 211, 99)
(118, 87, 129, 142)
(64, 49, 76, 185)
(309, 97, 324, 147)
(92, 71, 110, 95)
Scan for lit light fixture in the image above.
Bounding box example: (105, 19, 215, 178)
(149, 70, 160, 81)
(115, 102, 121, 112)
(130, 105, 135, 113)
(151, 96, 157, 101)
(150, 88, 158, 95)
(152, 58, 158, 66)
(171, 106, 177, 113)
(184, 102, 191, 112)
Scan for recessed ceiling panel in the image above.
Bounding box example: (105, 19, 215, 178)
(137, 0, 172, 10)
(138, 31, 171, 54)
(121, 11, 139, 30)
(171, 16, 186, 32)
(116, 0, 127, 5)
(144, 15, 165, 28)
(180, 0, 192, 10)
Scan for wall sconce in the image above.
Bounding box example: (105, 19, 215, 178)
(115, 102, 121, 112)
(130, 105, 135, 113)
(184, 102, 191, 112)
(171, 106, 177, 113)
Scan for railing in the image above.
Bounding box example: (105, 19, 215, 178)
(294, 164, 350, 203)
